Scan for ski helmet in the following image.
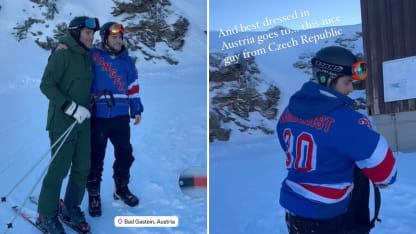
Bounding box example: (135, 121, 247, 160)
(100, 22, 124, 45)
(68, 16, 100, 41)
(311, 46, 359, 87)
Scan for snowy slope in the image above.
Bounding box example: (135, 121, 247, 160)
(210, 136, 416, 234)
(0, 1, 207, 234)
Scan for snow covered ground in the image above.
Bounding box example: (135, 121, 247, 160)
(210, 135, 416, 234)
(0, 1, 207, 234)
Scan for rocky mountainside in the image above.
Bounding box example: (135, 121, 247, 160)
(209, 53, 280, 141)
(11, 0, 189, 65)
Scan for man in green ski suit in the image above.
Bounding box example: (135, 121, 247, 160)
(37, 16, 100, 234)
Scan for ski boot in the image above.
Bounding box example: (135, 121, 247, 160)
(87, 180, 102, 217)
(88, 194, 102, 217)
(59, 200, 90, 233)
(36, 215, 66, 234)
(113, 185, 139, 207)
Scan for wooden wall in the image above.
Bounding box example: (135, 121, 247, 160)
(360, 0, 416, 115)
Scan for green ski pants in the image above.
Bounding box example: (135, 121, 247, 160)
(37, 126, 91, 217)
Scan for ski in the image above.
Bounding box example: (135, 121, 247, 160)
(58, 215, 92, 234)
(58, 199, 92, 234)
(11, 206, 48, 234)
(13, 197, 92, 234)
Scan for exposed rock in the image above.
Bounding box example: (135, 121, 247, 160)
(209, 53, 280, 141)
(12, 17, 44, 42)
(12, 0, 189, 65)
(209, 111, 231, 142)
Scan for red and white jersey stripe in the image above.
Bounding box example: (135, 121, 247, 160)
(356, 136, 397, 185)
(285, 180, 354, 204)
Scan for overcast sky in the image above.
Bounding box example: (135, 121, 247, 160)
(209, 0, 361, 31)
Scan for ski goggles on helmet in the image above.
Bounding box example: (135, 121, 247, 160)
(68, 17, 100, 31)
(84, 18, 100, 30)
(351, 61, 367, 81)
(312, 58, 368, 81)
(108, 24, 124, 35)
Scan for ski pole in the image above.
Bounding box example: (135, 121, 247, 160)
(5, 120, 77, 230)
(1, 121, 77, 202)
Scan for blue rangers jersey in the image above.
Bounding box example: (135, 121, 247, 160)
(276, 81, 397, 219)
(90, 45, 143, 118)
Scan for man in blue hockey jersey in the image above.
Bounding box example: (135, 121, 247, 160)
(86, 22, 143, 217)
(276, 46, 397, 234)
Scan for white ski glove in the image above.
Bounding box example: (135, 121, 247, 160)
(64, 101, 91, 124)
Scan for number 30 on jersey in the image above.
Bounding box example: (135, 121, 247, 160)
(282, 128, 317, 172)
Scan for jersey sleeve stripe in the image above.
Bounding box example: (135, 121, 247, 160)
(356, 136, 389, 169)
(356, 135, 396, 184)
(128, 84, 139, 95)
(361, 149, 397, 184)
